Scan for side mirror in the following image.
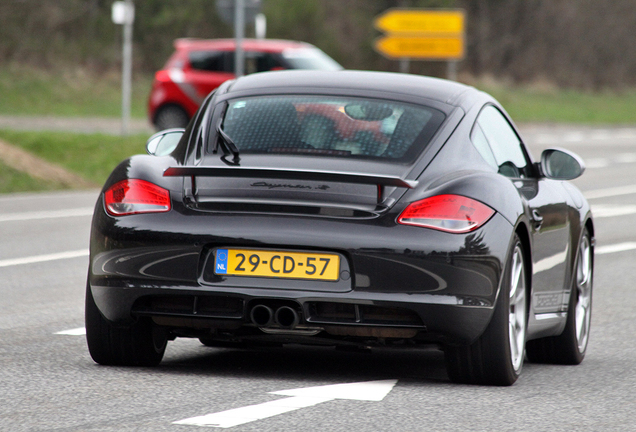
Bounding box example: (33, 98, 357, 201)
(540, 148, 585, 180)
(146, 128, 185, 156)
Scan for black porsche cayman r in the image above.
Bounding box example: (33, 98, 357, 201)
(86, 70, 594, 386)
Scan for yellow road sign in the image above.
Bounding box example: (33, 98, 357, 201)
(374, 9, 465, 35)
(374, 35, 464, 60)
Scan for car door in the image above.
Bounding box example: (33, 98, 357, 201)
(471, 105, 571, 314)
(186, 50, 235, 100)
(244, 51, 286, 74)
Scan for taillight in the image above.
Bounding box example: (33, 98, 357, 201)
(397, 194, 495, 233)
(104, 179, 171, 216)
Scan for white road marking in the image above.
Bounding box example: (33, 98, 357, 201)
(585, 158, 611, 169)
(0, 191, 98, 203)
(564, 132, 585, 143)
(0, 207, 93, 223)
(575, 153, 636, 170)
(592, 204, 636, 218)
(533, 134, 557, 145)
(589, 129, 611, 141)
(617, 153, 636, 163)
(615, 129, 636, 140)
(523, 127, 636, 147)
(174, 379, 398, 428)
(55, 327, 86, 336)
(585, 184, 636, 200)
(596, 242, 636, 255)
(0, 249, 89, 268)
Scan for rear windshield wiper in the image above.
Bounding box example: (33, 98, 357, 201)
(215, 121, 240, 165)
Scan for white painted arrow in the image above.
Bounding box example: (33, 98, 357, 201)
(54, 327, 86, 336)
(173, 379, 398, 428)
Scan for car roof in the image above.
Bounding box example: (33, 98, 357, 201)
(174, 38, 315, 53)
(224, 70, 479, 107)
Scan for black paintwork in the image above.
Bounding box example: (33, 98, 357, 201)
(89, 70, 593, 347)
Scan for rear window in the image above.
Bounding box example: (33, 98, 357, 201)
(217, 96, 445, 161)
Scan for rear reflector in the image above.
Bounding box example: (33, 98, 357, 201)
(104, 179, 171, 216)
(397, 194, 495, 233)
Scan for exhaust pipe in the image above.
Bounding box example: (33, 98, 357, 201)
(250, 305, 274, 327)
(274, 306, 300, 329)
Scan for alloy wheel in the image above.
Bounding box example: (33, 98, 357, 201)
(575, 235, 593, 352)
(508, 245, 527, 373)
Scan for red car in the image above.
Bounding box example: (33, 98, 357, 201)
(148, 38, 343, 130)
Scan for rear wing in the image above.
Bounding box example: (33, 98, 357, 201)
(164, 166, 417, 188)
(164, 166, 417, 203)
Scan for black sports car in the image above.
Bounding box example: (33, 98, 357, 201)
(86, 70, 594, 386)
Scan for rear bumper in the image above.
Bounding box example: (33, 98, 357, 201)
(89, 200, 513, 345)
(90, 281, 496, 345)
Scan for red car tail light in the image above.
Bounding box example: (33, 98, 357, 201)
(397, 194, 495, 233)
(104, 179, 171, 216)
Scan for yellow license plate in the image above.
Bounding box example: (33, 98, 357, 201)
(214, 248, 340, 281)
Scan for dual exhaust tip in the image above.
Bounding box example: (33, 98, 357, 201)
(250, 304, 300, 329)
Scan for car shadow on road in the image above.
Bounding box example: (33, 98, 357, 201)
(157, 341, 450, 385)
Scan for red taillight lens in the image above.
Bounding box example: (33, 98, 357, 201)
(104, 179, 171, 216)
(397, 194, 495, 233)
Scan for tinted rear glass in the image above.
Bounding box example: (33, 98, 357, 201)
(218, 96, 445, 162)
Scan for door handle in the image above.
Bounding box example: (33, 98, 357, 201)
(532, 209, 543, 230)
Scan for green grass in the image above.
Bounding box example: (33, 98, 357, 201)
(0, 159, 65, 193)
(474, 81, 636, 124)
(0, 64, 151, 118)
(3, 64, 636, 124)
(3, 68, 636, 194)
(0, 130, 148, 188)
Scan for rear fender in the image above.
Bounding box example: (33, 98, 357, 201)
(404, 170, 525, 228)
(102, 155, 184, 194)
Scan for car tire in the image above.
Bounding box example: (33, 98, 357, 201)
(445, 235, 528, 386)
(526, 228, 593, 364)
(85, 281, 167, 366)
(154, 104, 189, 131)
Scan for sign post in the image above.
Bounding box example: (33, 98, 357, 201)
(215, 0, 262, 77)
(234, 0, 245, 77)
(373, 9, 465, 80)
(112, 1, 135, 136)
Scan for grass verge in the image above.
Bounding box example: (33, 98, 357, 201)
(0, 130, 148, 191)
(0, 64, 151, 118)
(473, 79, 636, 124)
(0, 160, 65, 193)
(3, 64, 636, 124)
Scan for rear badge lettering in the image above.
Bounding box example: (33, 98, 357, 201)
(250, 181, 330, 190)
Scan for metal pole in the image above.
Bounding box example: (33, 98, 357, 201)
(447, 61, 458, 82)
(399, 58, 410, 74)
(121, 0, 133, 135)
(234, 0, 245, 78)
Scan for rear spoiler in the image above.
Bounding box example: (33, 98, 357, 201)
(164, 166, 417, 204)
(163, 166, 418, 189)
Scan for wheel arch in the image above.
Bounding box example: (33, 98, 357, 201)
(583, 215, 595, 275)
(565, 214, 595, 302)
(584, 217, 595, 252)
(514, 221, 533, 316)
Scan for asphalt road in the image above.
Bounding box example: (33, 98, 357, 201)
(1, 125, 636, 431)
